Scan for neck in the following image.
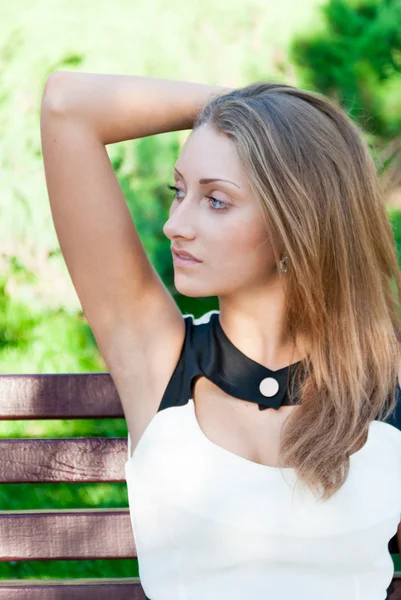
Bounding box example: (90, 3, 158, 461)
(218, 282, 306, 371)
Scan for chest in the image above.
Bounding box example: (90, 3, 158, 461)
(192, 375, 300, 468)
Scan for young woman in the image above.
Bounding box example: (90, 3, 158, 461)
(40, 73, 401, 600)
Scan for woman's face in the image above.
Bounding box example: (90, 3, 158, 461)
(163, 123, 277, 298)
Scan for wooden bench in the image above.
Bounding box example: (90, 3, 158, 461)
(0, 373, 144, 599)
(0, 373, 400, 599)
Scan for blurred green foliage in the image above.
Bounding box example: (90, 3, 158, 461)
(0, 0, 400, 582)
(290, 0, 401, 137)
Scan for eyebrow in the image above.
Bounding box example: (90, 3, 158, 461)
(174, 167, 241, 189)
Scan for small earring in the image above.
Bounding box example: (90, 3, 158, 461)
(279, 255, 289, 273)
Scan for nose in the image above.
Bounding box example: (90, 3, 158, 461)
(163, 198, 197, 241)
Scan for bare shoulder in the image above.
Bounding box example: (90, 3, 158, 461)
(105, 283, 187, 452)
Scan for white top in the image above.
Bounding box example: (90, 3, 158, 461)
(125, 311, 401, 600)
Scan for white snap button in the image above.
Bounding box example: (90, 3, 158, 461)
(259, 377, 279, 397)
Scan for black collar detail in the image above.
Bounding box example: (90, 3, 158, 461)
(192, 312, 303, 411)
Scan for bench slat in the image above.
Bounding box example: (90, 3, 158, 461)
(0, 510, 399, 585)
(0, 579, 146, 599)
(0, 374, 121, 419)
(0, 438, 127, 483)
(0, 510, 136, 559)
(0, 579, 399, 599)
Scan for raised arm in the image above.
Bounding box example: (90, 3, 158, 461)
(40, 72, 231, 442)
(42, 71, 229, 143)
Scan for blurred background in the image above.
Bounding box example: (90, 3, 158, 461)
(0, 0, 400, 581)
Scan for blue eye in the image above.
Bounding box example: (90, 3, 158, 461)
(208, 197, 229, 211)
(166, 185, 229, 212)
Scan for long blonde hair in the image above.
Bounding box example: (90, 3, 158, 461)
(194, 82, 401, 501)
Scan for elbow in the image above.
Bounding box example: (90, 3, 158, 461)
(41, 71, 71, 115)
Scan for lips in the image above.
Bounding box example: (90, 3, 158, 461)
(171, 248, 201, 262)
